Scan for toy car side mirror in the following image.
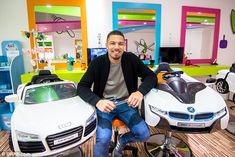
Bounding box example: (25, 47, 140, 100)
(5, 94, 19, 103)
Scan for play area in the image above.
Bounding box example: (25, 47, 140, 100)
(1, 0, 235, 157)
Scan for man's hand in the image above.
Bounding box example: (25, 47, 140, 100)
(96, 99, 116, 112)
(127, 91, 143, 107)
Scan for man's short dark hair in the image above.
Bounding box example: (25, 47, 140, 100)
(106, 30, 125, 42)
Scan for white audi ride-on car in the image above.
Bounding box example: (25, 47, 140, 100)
(5, 70, 97, 157)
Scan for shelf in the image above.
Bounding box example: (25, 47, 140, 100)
(0, 66, 10, 71)
(0, 102, 12, 130)
(0, 103, 10, 113)
(1, 41, 24, 130)
(0, 89, 13, 94)
(36, 20, 81, 33)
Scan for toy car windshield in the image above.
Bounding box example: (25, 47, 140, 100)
(24, 83, 77, 104)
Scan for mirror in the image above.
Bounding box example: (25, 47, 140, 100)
(35, 6, 82, 63)
(26, 0, 88, 69)
(112, 2, 161, 64)
(118, 9, 156, 62)
(180, 6, 221, 64)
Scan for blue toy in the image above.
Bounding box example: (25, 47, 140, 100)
(67, 56, 75, 71)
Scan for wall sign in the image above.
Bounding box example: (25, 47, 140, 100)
(231, 9, 235, 33)
(1, 41, 22, 63)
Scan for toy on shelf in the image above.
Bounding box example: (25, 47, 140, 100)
(22, 30, 46, 72)
(67, 56, 75, 71)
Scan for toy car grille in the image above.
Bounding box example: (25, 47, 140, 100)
(194, 113, 214, 121)
(84, 119, 96, 137)
(169, 112, 190, 120)
(46, 126, 83, 150)
(18, 141, 45, 153)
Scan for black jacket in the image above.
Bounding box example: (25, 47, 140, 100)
(77, 52, 157, 106)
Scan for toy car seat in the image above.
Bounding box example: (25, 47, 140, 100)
(154, 62, 173, 83)
(31, 70, 62, 84)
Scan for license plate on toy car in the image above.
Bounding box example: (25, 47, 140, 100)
(177, 122, 205, 128)
(54, 133, 78, 145)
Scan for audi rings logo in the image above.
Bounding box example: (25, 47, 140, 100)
(58, 122, 72, 129)
(187, 107, 195, 113)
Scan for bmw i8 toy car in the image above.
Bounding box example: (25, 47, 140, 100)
(215, 63, 235, 136)
(142, 63, 229, 157)
(5, 70, 97, 157)
(215, 63, 235, 103)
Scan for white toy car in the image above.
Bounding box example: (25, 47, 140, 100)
(215, 63, 235, 135)
(141, 63, 229, 157)
(215, 63, 235, 103)
(5, 70, 97, 157)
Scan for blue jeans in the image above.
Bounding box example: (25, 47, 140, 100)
(94, 103, 150, 157)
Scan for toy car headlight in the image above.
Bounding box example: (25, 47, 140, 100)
(15, 130, 40, 142)
(149, 105, 167, 116)
(214, 107, 226, 117)
(86, 111, 96, 125)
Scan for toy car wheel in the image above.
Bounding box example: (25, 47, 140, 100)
(8, 132, 14, 151)
(144, 133, 192, 157)
(216, 79, 229, 94)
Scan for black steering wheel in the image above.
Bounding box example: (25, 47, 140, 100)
(162, 71, 184, 80)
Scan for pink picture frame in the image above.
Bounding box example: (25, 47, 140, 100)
(180, 6, 221, 64)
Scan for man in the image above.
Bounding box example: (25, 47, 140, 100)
(77, 30, 157, 157)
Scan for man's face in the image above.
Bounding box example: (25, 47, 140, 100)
(106, 35, 125, 63)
